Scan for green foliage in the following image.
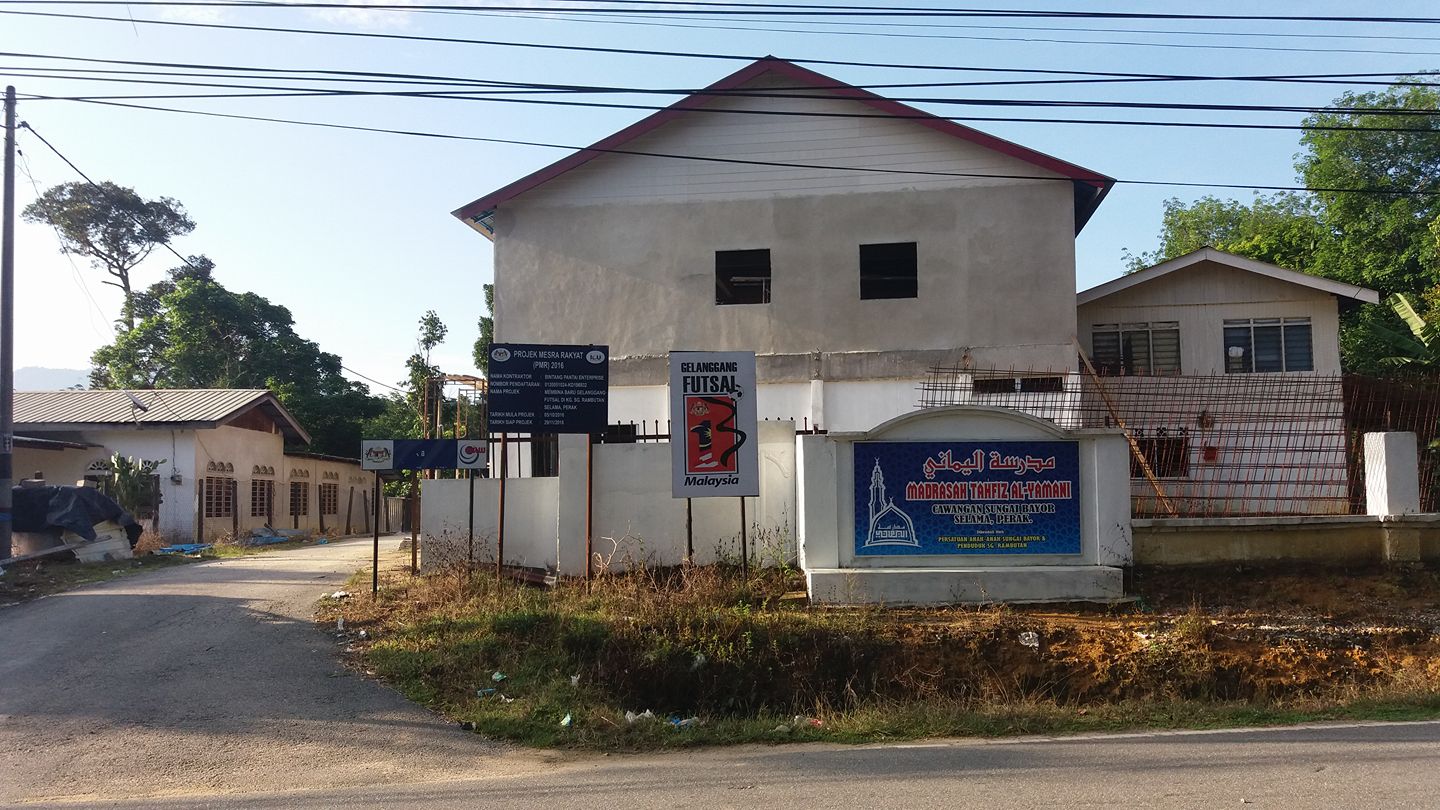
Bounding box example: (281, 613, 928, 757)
(1370, 292, 1440, 368)
(89, 257, 383, 456)
(109, 453, 164, 518)
(21, 181, 195, 330)
(1132, 76, 1440, 372)
(473, 283, 494, 375)
(1123, 193, 1325, 273)
(1300, 81, 1440, 297)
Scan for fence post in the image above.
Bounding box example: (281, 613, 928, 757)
(1365, 431, 1423, 564)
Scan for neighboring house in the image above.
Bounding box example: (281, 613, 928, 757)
(1075, 248, 1380, 515)
(14, 389, 370, 541)
(454, 56, 1114, 470)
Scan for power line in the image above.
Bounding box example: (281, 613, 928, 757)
(14, 148, 112, 338)
(9, 8, 1440, 71)
(437, 9, 1440, 58)
(15, 82, 1440, 133)
(18, 120, 205, 277)
(32, 93, 1440, 197)
(6, 48, 1436, 93)
(16, 77, 1440, 123)
(4, 1, 1440, 25)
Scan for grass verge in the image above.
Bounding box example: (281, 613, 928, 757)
(321, 562, 1440, 751)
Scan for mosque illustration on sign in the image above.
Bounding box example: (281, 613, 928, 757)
(864, 460, 919, 548)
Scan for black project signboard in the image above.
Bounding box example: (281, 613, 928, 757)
(486, 343, 609, 434)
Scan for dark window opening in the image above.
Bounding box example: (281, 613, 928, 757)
(972, 377, 1017, 394)
(1092, 322, 1180, 376)
(1131, 437, 1190, 478)
(320, 483, 339, 516)
(602, 423, 638, 444)
(1020, 376, 1065, 393)
(860, 242, 918, 300)
(972, 376, 1066, 395)
(289, 482, 309, 516)
(715, 249, 771, 305)
(1225, 318, 1313, 373)
(250, 479, 274, 518)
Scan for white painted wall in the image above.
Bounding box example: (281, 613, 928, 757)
(69, 429, 197, 541)
(421, 421, 799, 572)
(421, 476, 561, 570)
(1077, 260, 1345, 375)
(489, 73, 1082, 378)
(13, 444, 108, 487)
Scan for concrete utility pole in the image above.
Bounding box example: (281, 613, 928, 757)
(1, 86, 16, 560)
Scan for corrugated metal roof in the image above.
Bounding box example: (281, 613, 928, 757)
(14, 389, 311, 443)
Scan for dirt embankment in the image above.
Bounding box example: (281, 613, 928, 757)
(322, 562, 1440, 746)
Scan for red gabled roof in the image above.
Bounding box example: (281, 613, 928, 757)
(451, 57, 1114, 234)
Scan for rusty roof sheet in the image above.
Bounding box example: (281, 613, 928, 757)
(14, 389, 311, 443)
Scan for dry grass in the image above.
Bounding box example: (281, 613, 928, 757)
(321, 560, 1440, 750)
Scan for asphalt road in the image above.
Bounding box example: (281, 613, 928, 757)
(0, 537, 554, 806)
(3, 539, 1438, 809)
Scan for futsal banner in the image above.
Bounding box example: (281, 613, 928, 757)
(669, 351, 759, 498)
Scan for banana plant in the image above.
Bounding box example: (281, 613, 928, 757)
(1373, 293, 1440, 368)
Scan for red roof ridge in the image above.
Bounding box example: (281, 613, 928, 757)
(451, 56, 1113, 232)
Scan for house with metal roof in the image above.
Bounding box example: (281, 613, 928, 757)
(1075, 248, 1381, 516)
(453, 56, 1114, 471)
(14, 389, 370, 542)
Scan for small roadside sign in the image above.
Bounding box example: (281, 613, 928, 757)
(361, 439, 489, 471)
(486, 343, 609, 434)
(669, 351, 759, 498)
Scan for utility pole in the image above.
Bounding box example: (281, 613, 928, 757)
(1, 86, 17, 560)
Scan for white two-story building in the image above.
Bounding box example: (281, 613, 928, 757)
(454, 56, 1113, 456)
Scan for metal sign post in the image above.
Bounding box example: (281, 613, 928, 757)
(360, 438, 489, 582)
(486, 343, 609, 580)
(496, 433, 508, 579)
(669, 352, 759, 575)
(371, 472, 381, 596)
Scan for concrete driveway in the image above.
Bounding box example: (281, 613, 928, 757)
(0, 538, 552, 805)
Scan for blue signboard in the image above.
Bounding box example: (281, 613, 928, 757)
(854, 441, 1081, 556)
(486, 343, 609, 434)
(361, 439, 489, 471)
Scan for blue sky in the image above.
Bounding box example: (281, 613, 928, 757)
(5, 1, 1438, 389)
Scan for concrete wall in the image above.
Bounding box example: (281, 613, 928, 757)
(66, 428, 199, 541)
(489, 70, 1084, 385)
(13, 444, 108, 488)
(282, 456, 374, 535)
(1077, 260, 1344, 375)
(1134, 515, 1440, 565)
(420, 421, 799, 572)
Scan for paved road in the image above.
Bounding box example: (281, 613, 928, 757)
(0, 538, 554, 806)
(4, 540, 1438, 808)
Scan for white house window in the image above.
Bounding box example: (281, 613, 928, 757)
(715, 249, 771, 305)
(859, 242, 917, 299)
(1224, 317, 1313, 373)
(1091, 322, 1180, 376)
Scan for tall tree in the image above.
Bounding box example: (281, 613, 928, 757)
(1132, 77, 1440, 372)
(22, 181, 195, 330)
(89, 259, 383, 455)
(472, 283, 495, 375)
(1124, 194, 1326, 273)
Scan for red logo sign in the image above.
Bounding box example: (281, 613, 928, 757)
(684, 395, 743, 475)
